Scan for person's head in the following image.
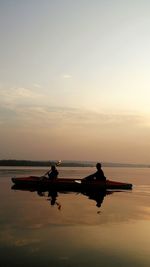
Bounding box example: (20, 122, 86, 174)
(96, 162, 101, 170)
(51, 165, 56, 171)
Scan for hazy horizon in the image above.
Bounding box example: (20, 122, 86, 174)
(0, 158, 149, 167)
(1, 1, 150, 164)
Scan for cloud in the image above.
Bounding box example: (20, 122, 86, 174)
(0, 87, 32, 99)
(1, 103, 146, 130)
(0, 87, 149, 132)
(33, 83, 42, 88)
(0, 87, 44, 108)
(13, 87, 36, 98)
(1, 104, 150, 163)
(62, 74, 72, 79)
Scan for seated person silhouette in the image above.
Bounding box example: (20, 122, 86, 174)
(84, 162, 106, 182)
(46, 165, 59, 180)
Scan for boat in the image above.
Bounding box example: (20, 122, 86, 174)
(11, 176, 132, 191)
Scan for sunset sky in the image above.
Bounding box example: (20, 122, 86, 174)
(0, 0, 150, 164)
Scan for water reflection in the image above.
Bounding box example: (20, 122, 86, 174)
(83, 190, 106, 208)
(11, 184, 115, 211)
(35, 189, 61, 210)
(47, 191, 61, 210)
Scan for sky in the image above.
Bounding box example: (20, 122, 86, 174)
(0, 0, 150, 164)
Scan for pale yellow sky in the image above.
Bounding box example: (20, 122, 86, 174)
(0, 1, 150, 163)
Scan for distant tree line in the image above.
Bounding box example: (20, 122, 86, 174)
(0, 160, 149, 168)
(0, 160, 94, 167)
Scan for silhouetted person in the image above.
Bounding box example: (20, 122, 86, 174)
(46, 165, 59, 180)
(84, 162, 106, 182)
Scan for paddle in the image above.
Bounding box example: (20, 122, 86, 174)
(74, 173, 92, 184)
(56, 160, 62, 166)
(75, 180, 82, 184)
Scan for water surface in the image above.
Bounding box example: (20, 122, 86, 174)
(0, 167, 150, 267)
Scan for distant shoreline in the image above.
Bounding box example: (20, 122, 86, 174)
(0, 160, 149, 168)
(0, 160, 93, 167)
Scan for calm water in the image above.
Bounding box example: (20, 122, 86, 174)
(0, 167, 150, 267)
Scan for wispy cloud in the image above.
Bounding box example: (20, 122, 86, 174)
(0, 87, 149, 130)
(1, 103, 150, 163)
(61, 74, 72, 79)
(0, 87, 44, 108)
(33, 83, 42, 88)
(0, 99, 148, 131)
(0, 87, 34, 98)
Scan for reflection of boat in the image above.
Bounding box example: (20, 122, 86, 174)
(11, 176, 132, 190)
(11, 185, 113, 209)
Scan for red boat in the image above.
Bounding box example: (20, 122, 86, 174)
(11, 176, 132, 191)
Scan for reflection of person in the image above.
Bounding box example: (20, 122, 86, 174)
(48, 191, 61, 210)
(84, 163, 106, 182)
(85, 190, 106, 207)
(46, 165, 59, 180)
